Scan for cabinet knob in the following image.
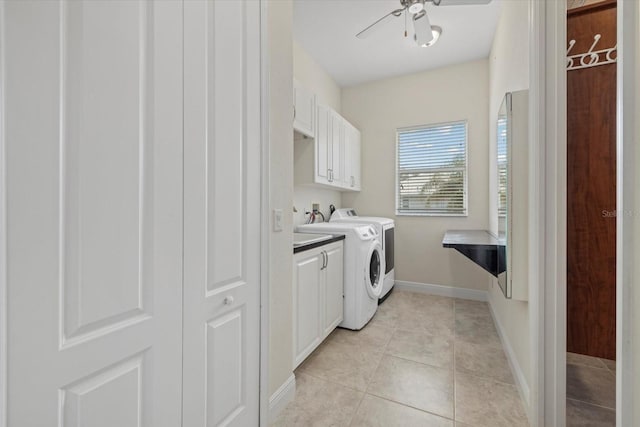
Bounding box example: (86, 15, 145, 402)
(224, 296, 235, 305)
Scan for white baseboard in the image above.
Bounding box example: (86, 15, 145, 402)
(487, 300, 531, 421)
(394, 280, 488, 301)
(269, 374, 296, 423)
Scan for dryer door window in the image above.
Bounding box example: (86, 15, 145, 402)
(370, 249, 381, 286)
(364, 243, 384, 299)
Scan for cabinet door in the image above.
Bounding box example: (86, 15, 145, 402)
(293, 251, 323, 368)
(293, 81, 315, 137)
(343, 124, 353, 189)
(182, 0, 262, 425)
(315, 105, 331, 185)
(3, 1, 183, 425)
(323, 244, 344, 337)
(351, 127, 362, 191)
(330, 111, 344, 184)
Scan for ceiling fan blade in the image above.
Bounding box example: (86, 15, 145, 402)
(431, 0, 492, 5)
(356, 8, 405, 39)
(413, 10, 434, 46)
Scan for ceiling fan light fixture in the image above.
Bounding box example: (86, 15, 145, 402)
(418, 25, 442, 47)
(412, 10, 434, 46)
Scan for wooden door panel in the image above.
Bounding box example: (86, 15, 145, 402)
(567, 0, 617, 359)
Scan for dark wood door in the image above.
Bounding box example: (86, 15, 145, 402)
(567, 0, 617, 359)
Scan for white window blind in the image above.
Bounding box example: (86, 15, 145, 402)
(497, 117, 508, 217)
(396, 121, 468, 216)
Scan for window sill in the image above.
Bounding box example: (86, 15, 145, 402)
(395, 212, 469, 218)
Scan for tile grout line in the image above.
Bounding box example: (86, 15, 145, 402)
(348, 301, 401, 426)
(566, 397, 617, 412)
(294, 370, 367, 395)
(366, 295, 456, 423)
(345, 388, 366, 427)
(364, 392, 456, 423)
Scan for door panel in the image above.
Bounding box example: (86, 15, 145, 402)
(343, 124, 353, 188)
(566, 2, 616, 359)
(323, 245, 344, 336)
(352, 129, 361, 190)
(183, 0, 262, 425)
(330, 112, 343, 183)
(62, 0, 151, 342)
(316, 105, 330, 182)
(294, 253, 322, 367)
(206, 309, 244, 425)
(61, 353, 145, 427)
(3, 1, 183, 425)
(293, 82, 315, 137)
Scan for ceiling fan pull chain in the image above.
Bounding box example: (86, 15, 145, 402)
(404, 9, 408, 37)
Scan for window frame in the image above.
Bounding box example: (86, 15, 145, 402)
(395, 120, 469, 217)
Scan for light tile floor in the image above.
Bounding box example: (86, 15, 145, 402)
(273, 289, 529, 427)
(566, 352, 616, 427)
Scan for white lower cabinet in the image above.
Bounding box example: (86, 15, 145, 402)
(293, 241, 344, 368)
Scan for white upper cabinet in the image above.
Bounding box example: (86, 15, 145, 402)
(294, 102, 361, 192)
(343, 121, 361, 191)
(293, 80, 316, 137)
(328, 108, 344, 185)
(314, 104, 331, 185)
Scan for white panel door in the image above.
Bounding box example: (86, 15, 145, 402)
(183, 0, 262, 426)
(3, 1, 183, 426)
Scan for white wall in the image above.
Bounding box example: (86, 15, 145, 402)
(267, 0, 294, 397)
(486, 0, 531, 410)
(293, 41, 342, 226)
(293, 40, 341, 111)
(293, 185, 340, 225)
(341, 59, 490, 290)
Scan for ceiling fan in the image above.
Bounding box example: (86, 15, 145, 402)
(356, 0, 493, 47)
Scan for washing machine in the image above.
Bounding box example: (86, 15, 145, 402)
(330, 208, 395, 301)
(296, 222, 384, 330)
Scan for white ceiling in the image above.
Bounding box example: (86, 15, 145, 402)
(293, 0, 502, 87)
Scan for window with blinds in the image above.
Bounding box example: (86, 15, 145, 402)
(396, 121, 468, 216)
(497, 117, 508, 217)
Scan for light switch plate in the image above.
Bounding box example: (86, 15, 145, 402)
(273, 209, 283, 232)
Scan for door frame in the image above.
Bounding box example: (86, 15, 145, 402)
(537, 0, 638, 425)
(541, 0, 568, 425)
(259, 0, 271, 425)
(615, 0, 638, 424)
(526, 1, 566, 425)
(528, 1, 547, 425)
(0, 1, 7, 425)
